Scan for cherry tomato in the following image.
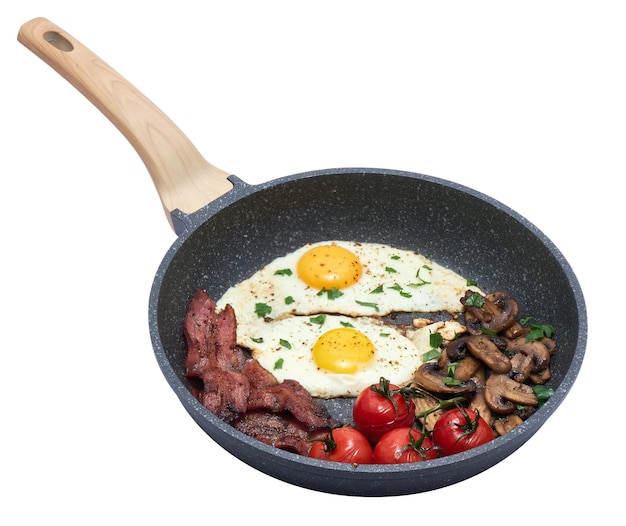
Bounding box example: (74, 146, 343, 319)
(372, 427, 437, 464)
(309, 427, 373, 464)
(353, 378, 417, 443)
(432, 407, 495, 457)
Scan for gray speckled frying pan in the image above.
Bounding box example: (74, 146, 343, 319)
(19, 18, 587, 496)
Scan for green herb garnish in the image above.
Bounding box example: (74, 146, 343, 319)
(464, 292, 485, 308)
(255, 302, 272, 318)
(526, 323, 556, 342)
(310, 314, 327, 325)
(355, 300, 380, 312)
(317, 287, 343, 300)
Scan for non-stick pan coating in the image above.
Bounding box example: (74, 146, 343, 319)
(150, 167, 586, 496)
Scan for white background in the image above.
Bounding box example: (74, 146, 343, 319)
(2, 2, 621, 523)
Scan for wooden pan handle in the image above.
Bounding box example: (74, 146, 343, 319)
(18, 17, 233, 231)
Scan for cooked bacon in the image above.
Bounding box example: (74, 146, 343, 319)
(183, 289, 218, 376)
(182, 288, 338, 450)
(199, 367, 250, 422)
(184, 290, 246, 377)
(214, 304, 247, 371)
(231, 411, 314, 456)
(247, 380, 337, 429)
(241, 358, 279, 390)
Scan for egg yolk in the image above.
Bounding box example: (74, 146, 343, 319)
(312, 327, 375, 374)
(296, 245, 363, 290)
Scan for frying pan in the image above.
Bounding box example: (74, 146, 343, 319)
(18, 18, 586, 497)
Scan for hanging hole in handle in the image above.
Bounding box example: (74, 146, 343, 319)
(44, 31, 74, 52)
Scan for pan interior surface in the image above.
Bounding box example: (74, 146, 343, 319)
(150, 169, 586, 496)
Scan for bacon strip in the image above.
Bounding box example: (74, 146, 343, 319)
(182, 289, 337, 451)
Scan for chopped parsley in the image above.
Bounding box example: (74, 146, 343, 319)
(520, 317, 556, 341)
(370, 285, 384, 294)
(274, 268, 293, 276)
(421, 349, 440, 362)
(317, 287, 343, 300)
(279, 339, 292, 349)
(464, 292, 485, 308)
(421, 331, 444, 362)
(250, 336, 264, 343)
(388, 284, 412, 298)
(408, 265, 431, 287)
(340, 321, 355, 328)
(533, 384, 554, 405)
(274, 358, 284, 370)
(526, 323, 556, 342)
(284, 296, 295, 305)
(255, 302, 272, 318)
(442, 376, 462, 386)
(310, 314, 327, 326)
(385, 266, 398, 274)
(355, 300, 380, 312)
(430, 332, 443, 348)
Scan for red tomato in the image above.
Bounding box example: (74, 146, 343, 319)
(353, 378, 417, 443)
(372, 427, 437, 464)
(309, 427, 373, 464)
(432, 407, 495, 457)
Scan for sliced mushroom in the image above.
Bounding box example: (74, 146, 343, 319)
(493, 415, 524, 436)
(501, 321, 528, 340)
(484, 374, 538, 414)
(453, 355, 483, 382)
(445, 336, 471, 362)
(413, 394, 443, 432)
(509, 351, 533, 383)
(516, 405, 536, 420)
(507, 337, 551, 373)
(466, 335, 512, 374)
(541, 337, 557, 355)
(462, 290, 519, 334)
(413, 363, 477, 395)
(530, 367, 551, 385)
(468, 367, 493, 426)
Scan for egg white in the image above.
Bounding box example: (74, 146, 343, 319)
(244, 314, 423, 398)
(217, 241, 480, 339)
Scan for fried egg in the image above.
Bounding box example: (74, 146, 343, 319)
(218, 241, 478, 334)
(244, 315, 463, 398)
(216, 240, 477, 398)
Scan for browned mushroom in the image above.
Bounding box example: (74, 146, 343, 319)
(509, 351, 533, 383)
(507, 337, 551, 373)
(468, 367, 493, 426)
(413, 362, 477, 395)
(462, 290, 519, 334)
(493, 414, 524, 436)
(453, 355, 483, 382)
(540, 337, 557, 355)
(413, 394, 443, 432)
(484, 374, 538, 414)
(465, 335, 512, 374)
(501, 321, 528, 340)
(530, 367, 551, 385)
